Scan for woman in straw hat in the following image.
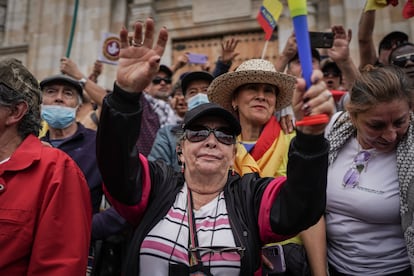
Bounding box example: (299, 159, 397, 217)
(97, 18, 335, 275)
(208, 59, 333, 276)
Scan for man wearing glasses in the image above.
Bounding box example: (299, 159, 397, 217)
(143, 65, 180, 129)
(145, 64, 173, 101)
(39, 74, 129, 273)
(389, 42, 414, 82)
(358, 1, 409, 68)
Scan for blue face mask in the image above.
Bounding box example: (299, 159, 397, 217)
(187, 93, 209, 110)
(41, 104, 77, 129)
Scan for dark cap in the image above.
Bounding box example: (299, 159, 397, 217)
(289, 48, 321, 63)
(182, 102, 241, 135)
(0, 58, 42, 107)
(159, 64, 173, 78)
(321, 59, 341, 74)
(181, 71, 214, 95)
(40, 74, 83, 99)
(378, 31, 409, 53)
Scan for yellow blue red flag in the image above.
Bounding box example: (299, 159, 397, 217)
(256, 0, 283, 40)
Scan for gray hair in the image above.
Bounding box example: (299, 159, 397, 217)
(0, 83, 41, 138)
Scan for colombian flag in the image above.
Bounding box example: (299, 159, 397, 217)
(257, 0, 283, 40)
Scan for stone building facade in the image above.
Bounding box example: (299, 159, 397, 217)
(0, 0, 413, 90)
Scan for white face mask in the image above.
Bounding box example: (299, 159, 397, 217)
(187, 93, 209, 110)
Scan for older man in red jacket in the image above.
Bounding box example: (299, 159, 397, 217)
(0, 58, 92, 275)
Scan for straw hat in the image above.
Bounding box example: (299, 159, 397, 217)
(207, 59, 296, 115)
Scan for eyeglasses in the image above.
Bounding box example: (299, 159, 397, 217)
(342, 150, 371, 188)
(185, 126, 236, 145)
(152, 76, 172, 84)
(391, 53, 414, 68)
(189, 246, 245, 261)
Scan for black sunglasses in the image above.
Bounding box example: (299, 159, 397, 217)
(323, 71, 340, 78)
(185, 126, 236, 145)
(152, 76, 172, 84)
(380, 39, 407, 50)
(391, 53, 414, 68)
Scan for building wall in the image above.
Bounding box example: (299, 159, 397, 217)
(1, 0, 413, 90)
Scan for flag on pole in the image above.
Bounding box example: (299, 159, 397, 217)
(256, 0, 283, 40)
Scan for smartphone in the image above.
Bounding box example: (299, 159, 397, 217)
(262, 244, 286, 274)
(310, 31, 334, 48)
(187, 53, 208, 64)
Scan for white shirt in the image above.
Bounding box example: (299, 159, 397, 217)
(326, 123, 409, 275)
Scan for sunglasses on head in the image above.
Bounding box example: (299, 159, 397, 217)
(342, 150, 371, 188)
(152, 76, 172, 84)
(185, 126, 236, 145)
(391, 53, 414, 68)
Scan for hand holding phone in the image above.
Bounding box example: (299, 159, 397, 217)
(310, 32, 334, 48)
(187, 53, 208, 64)
(262, 244, 286, 274)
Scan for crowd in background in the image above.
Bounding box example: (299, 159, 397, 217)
(1, 1, 414, 275)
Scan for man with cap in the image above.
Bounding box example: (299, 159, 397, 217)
(146, 64, 174, 101)
(39, 74, 104, 211)
(0, 58, 92, 274)
(148, 71, 214, 172)
(358, 2, 409, 68)
(143, 64, 180, 128)
(39, 73, 129, 273)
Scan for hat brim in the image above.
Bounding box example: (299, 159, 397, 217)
(159, 65, 173, 77)
(183, 103, 241, 135)
(40, 74, 83, 99)
(181, 71, 214, 95)
(207, 70, 296, 115)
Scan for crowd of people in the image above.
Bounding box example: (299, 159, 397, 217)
(1, 1, 414, 275)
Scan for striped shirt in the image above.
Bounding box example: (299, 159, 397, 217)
(139, 183, 241, 275)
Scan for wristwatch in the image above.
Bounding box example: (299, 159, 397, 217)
(78, 77, 88, 88)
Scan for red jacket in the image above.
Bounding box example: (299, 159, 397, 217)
(0, 135, 92, 275)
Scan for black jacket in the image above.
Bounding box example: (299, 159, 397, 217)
(97, 84, 329, 275)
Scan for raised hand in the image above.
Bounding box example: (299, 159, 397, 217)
(328, 25, 352, 64)
(221, 38, 240, 64)
(292, 70, 335, 135)
(281, 33, 297, 61)
(116, 18, 168, 93)
(60, 57, 84, 80)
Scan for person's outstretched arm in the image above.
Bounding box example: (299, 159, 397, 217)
(329, 25, 360, 90)
(358, 9, 377, 69)
(60, 57, 108, 106)
(97, 18, 168, 223)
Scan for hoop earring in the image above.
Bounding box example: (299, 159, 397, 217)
(181, 163, 185, 173)
(232, 105, 238, 111)
(231, 166, 235, 176)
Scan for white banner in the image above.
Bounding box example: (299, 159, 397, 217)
(98, 32, 120, 65)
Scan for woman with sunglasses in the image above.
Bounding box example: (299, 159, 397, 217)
(325, 65, 414, 275)
(97, 18, 335, 275)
